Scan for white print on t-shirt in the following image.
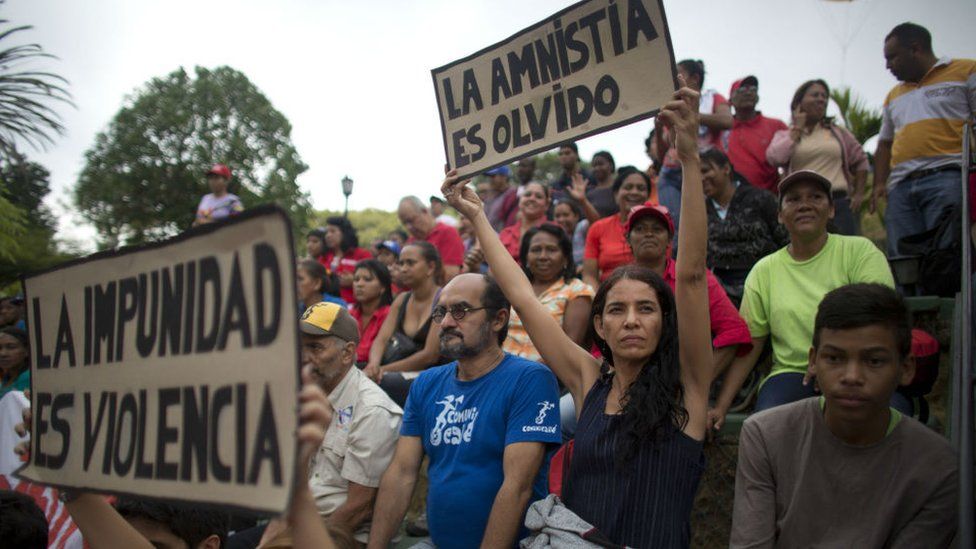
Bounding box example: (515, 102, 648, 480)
(430, 394, 479, 446)
(535, 401, 555, 424)
(522, 400, 558, 434)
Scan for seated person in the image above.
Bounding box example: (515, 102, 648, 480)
(711, 170, 900, 427)
(699, 148, 788, 299)
(498, 181, 553, 262)
(503, 224, 594, 363)
(367, 274, 560, 549)
(732, 283, 958, 548)
(626, 202, 753, 373)
(349, 260, 394, 366)
(581, 167, 653, 289)
(292, 302, 402, 545)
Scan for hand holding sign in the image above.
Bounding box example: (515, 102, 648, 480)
(433, 0, 677, 177)
(441, 170, 483, 220)
(657, 76, 701, 164)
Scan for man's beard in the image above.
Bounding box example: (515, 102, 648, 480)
(439, 322, 493, 360)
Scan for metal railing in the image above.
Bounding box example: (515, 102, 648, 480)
(955, 120, 973, 549)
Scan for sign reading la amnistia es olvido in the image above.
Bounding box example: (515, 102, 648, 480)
(16, 207, 301, 514)
(432, 0, 677, 178)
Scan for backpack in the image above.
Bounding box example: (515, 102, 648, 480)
(897, 204, 964, 297)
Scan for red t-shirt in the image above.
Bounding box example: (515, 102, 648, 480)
(321, 247, 374, 304)
(727, 113, 788, 193)
(349, 304, 391, 363)
(661, 258, 752, 355)
(584, 216, 633, 280)
(498, 218, 552, 262)
(409, 223, 464, 267)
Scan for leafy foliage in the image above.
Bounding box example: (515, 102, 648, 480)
(0, 18, 72, 160)
(74, 66, 310, 247)
(0, 158, 76, 286)
(830, 87, 882, 146)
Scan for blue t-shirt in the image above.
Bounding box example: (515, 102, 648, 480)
(401, 354, 561, 549)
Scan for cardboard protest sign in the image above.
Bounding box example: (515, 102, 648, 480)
(432, 0, 676, 178)
(16, 207, 300, 514)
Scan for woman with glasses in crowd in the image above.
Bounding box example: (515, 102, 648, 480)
(363, 241, 443, 405)
(443, 81, 713, 548)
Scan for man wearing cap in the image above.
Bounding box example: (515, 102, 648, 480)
(193, 163, 244, 227)
(429, 195, 460, 228)
(725, 76, 788, 194)
(482, 165, 519, 231)
(299, 302, 403, 544)
(710, 171, 899, 425)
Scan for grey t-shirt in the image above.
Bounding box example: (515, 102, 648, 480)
(732, 397, 958, 549)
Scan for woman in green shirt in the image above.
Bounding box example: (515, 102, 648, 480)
(0, 327, 30, 399)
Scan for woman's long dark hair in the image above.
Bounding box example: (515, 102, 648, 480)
(326, 216, 360, 252)
(587, 265, 687, 466)
(519, 224, 576, 284)
(354, 259, 394, 307)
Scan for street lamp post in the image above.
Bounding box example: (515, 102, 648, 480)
(341, 175, 354, 217)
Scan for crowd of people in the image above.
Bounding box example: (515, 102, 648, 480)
(0, 21, 973, 549)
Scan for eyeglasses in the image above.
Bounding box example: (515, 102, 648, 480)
(431, 304, 488, 323)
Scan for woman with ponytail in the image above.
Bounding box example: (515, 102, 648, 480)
(442, 78, 713, 548)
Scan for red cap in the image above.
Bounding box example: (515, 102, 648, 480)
(626, 202, 674, 235)
(729, 75, 758, 97)
(206, 163, 232, 179)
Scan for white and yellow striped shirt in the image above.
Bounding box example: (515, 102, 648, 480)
(879, 57, 976, 188)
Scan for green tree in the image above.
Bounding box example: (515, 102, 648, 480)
(0, 159, 75, 285)
(74, 66, 310, 247)
(830, 87, 882, 146)
(0, 18, 71, 161)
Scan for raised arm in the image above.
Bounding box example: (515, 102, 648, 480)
(658, 80, 713, 440)
(442, 173, 600, 404)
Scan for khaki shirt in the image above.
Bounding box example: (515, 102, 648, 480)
(309, 367, 403, 542)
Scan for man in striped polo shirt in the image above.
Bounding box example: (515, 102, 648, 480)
(870, 22, 975, 256)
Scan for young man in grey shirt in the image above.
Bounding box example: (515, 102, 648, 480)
(732, 283, 957, 548)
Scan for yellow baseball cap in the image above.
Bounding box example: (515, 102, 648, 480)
(300, 302, 360, 343)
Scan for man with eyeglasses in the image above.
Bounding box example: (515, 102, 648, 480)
(256, 302, 403, 545)
(726, 76, 788, 194)
(368, 273, 561, 549)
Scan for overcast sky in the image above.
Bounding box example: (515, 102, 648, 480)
(6, 0, 974, 249)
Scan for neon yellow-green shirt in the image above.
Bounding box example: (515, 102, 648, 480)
(740, 234, 894, 382)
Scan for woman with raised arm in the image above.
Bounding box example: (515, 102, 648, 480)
(442, 80, 713, 548)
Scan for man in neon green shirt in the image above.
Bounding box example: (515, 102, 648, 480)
(709, 170, 905, 429)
